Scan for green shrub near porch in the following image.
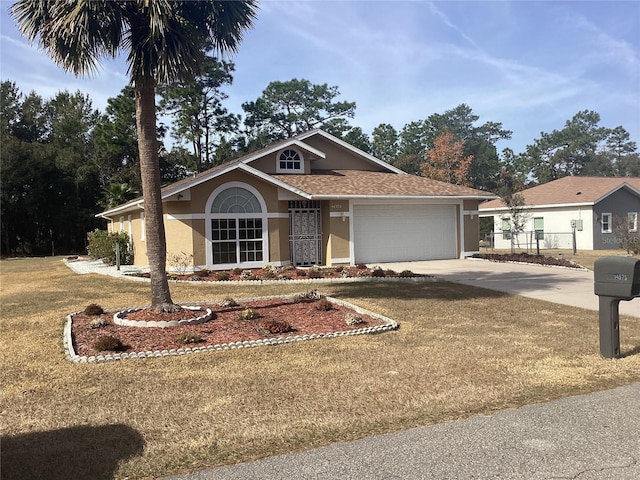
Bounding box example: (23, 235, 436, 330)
(87, 230, 133, 266)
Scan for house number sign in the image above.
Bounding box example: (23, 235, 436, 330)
(607, 273, 628, 282)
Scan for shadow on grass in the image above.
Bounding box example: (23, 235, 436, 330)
(1, 424, 144, 480)
(329, 280, 510, 301)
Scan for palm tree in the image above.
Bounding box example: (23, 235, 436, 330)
(12, 1, 258, 311)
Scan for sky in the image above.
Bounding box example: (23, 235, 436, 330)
(1, 0, 638, 155)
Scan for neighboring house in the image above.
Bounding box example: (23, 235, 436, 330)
(98, 129, 495, 271)
(479, 176, 640, 251)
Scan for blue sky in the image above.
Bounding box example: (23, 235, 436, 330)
(1, 1, 638, 155)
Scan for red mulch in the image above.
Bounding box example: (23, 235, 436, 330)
(72, 298, 383, 357)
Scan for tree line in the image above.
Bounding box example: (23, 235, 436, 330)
(2, 69, 638, 256)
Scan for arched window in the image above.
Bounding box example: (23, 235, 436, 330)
(277, 148, 303, 173)
(211, 187, 262, 213)
(207, 185, 266, 266)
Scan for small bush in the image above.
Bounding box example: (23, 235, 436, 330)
(231, 267, 243, 275)
(93, 335, 124, 352)
(192, 269, 210, 278)
(178, 332, 202, 344)
(261, 264, 273, 271)
(356, 263, 367, 270)
(307, 268, 323, 279)
(357, 269, 370, 277)
(371, 268, 386, 278)
(84, 303, 104, 316)
(239, 308, 260, 320)
(221, 297, 238, 308)
(262, 270, 277, 279)
(295, 269, 307, 277)
(283, 265, 296, 271)
(240, 269, 257, 280)
(90, 318, 107, 329)
(333, 266, 344, 273)
(399, 270, 415, 277)
(344, 313, 364, 325)
(258, 319, 293, 334)
(384, 269, 397, 276)
(168, 251, 193, 274)
(315, 298, 333, 311)
(216, 271, 231, 281)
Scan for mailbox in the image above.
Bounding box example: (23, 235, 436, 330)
(594, 257, 640, 299)
(593, 256, 640, 359)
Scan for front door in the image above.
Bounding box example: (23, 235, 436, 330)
(289, 201, 322, 266)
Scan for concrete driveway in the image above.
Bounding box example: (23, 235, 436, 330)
(378, 258, 639, 318)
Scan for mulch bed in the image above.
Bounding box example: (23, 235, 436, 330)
(472, 253, 584, 269)
(71, 297, 385, 357)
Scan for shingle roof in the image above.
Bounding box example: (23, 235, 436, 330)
(480, 176, 640, 210)
(273, 170, 495, 198)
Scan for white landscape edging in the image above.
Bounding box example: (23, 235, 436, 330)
(64, 295, 398, 364)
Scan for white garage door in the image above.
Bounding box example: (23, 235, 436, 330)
(353, 204, 457, 263)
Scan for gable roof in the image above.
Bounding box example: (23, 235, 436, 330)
(99, 129, 495, 217)
(273, 170, 494, 198)
(480, 176, 640, 211)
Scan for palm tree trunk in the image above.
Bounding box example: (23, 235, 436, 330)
(134, 76, 176, 311)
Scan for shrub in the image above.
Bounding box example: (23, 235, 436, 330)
(220, 297, 238, 308)
(258, 319, 293, 334)
(89, 318, 107, 329)
(178, 332, 202, 344)
(344, 313, 364, 325)
(295, 269, 307, 277)
(168, 251, 193, 274)
(192, 269, 210, 278)
(240, 269, 256, 280)
(283, 265, 296, 271)
(399, 270, 415, 277)
(239, 308, 260, 320)
(231, 267, 243, 276)
(216, 271, 231, 281)
(315, 298, 333, 311)
(262, 270, 277, 279)
(371, 268, 386, 278)
(93, 335, 124, 352)
(307, 268, 323, 279)
(384, 269, 397, 276)
(333, 266, 344, 273)
(84, 303, 104, 316)
(356, 263, 367, 270)
(87, 230, 132, 266)
(261, 264, 273, 271)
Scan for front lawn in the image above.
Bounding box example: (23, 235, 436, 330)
(2, 257, 639, 480)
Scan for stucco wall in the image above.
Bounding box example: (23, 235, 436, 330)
(463, 200, 480, 253)
(301, 136, 382, 171)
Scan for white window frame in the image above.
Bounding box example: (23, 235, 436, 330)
(276, 148, 304, 174)
(601, 213, 612, 233)
(119, 216, 125, 233)
(628, 212, 638, 233)
(204, 182, 269, 269)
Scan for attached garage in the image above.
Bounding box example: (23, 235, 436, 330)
(353, 204, 458, 263)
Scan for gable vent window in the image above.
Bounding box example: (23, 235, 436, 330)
(277, 149, 303, 173)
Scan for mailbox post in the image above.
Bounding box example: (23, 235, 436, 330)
(593, 257, 640, 358)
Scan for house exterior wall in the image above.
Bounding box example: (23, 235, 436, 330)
(300, 136, 383, 171)
(463, 199, 480, 255)
(481, 205, 595, 250)
(593, 187, 640, 250)
(326, 200, 350, 265)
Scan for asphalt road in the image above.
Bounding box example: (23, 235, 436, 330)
(162, 383, 640, 480)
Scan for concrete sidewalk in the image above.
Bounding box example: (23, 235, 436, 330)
(379, 259, 639, 318)
(163, 383, 640, 480)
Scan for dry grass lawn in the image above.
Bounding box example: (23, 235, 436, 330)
(1, 257, 640, 480)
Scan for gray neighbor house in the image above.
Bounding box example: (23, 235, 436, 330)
(479, 177, 640, 251)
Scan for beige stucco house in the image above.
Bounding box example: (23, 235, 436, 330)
(98, 129, 496, 271)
